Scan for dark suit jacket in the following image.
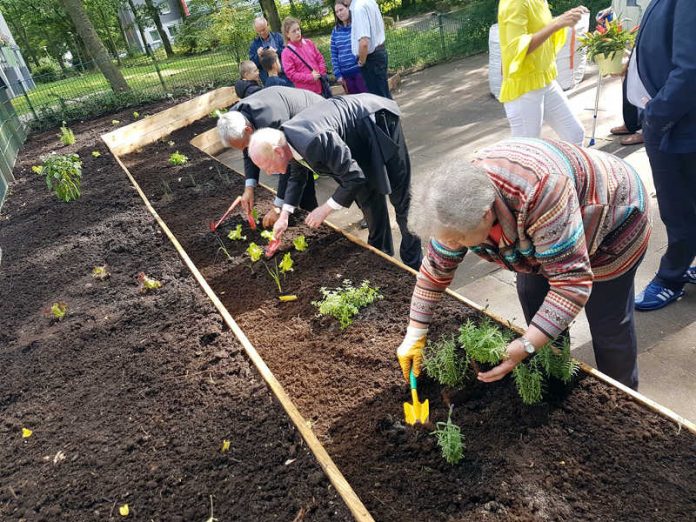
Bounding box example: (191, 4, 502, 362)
(636, 0, 696, 153)
(281, 93, 406, 208)
(231, 86, 323, 190)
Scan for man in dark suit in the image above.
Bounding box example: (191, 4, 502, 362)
(247, 93, 422, 269)
(630, 0, 696, 310)
(217, 86, 322, 227)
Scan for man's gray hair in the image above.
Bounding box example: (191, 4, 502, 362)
(217, 111, 250, 145)
(408, 162, 496, 239)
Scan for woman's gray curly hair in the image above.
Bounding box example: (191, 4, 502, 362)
(408, 162, 496, 240)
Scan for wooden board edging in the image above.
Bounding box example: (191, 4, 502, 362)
(102, 139, 374, 522)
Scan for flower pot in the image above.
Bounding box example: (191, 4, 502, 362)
(594, 52, 624, 75)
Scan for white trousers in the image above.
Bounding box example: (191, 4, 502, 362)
(503, 80, 584, 146)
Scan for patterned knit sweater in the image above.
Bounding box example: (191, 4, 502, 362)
(410, 138, 651, 339)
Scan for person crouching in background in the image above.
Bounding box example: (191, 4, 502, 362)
(235, 60, 263, 99)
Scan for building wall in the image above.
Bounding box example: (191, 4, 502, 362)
(120, 0, 185, 53)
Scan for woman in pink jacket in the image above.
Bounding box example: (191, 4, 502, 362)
(281, 17, 327, 95)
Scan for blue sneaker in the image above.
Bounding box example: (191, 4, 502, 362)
(684, 266, 696, 285)
(635, 281, 684, 311)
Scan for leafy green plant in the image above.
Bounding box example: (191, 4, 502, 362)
(33, 153, 82, 202)
(512, 363, 544, 405)
(458, 318, 512, 365)
(246, 242, 263, 262)
(293, 235, 308, 252)
(138, 272, 162, 293)
(265, 252, 294, 293)
(91, 150, 101, 158)
(45, 302, 68, 321)
(227, 224, 246, 241)
(58, 121, 75, 145)
(535, 340, 578, 384)
(91, 265, 111, 280)
(111, 119, 120, 126)
(423, 335, 470, 389)
(133, 111, 140, 119)
(169, 151, 189, 166)
(432, 406, 464, 465)
(312, 280, 382, 329)
(209, 109, 223, 119)
(260, 230, 274, 241)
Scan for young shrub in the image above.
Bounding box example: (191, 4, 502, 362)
(512, 362, 544, 405)
(138, 272, 162, 293)
(458, 317, 511, 365)
(432, 406, 464, 465)
(227, 224, 246, 241)
(293, 235, 308, 252)
(423, 335, 469, 389)
(535, 340, 578, 384)
(58, 121, 75, 145)
(312, 280, 382, 329)
(33, 153, 82, 202)
(169, 151, 189, 166)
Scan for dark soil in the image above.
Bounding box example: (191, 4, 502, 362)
(0, 103, 351, 520)
(121, 115, 696, 522)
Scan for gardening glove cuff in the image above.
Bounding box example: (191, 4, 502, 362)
(397, 326, 428, 381)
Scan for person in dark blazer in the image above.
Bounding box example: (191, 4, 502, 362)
(630, 0, 696, 310)
(217, 86, 322, 227)
(247, 93, 422, 269)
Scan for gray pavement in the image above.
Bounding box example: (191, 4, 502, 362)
(216, 54, 696, 422)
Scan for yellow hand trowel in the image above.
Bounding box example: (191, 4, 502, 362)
(403, 369, 429, 425)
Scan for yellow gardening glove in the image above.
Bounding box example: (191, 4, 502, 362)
(396, 326, 428, 381)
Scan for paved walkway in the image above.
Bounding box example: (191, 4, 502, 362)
(218, 54, 696, 422)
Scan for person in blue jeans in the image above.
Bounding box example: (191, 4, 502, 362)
(260, 49, 294, 88)
(331, 0, 368, 94)
(631, 0, 696, 310)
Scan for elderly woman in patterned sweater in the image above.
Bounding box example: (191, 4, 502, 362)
(397, 138, 651, 390)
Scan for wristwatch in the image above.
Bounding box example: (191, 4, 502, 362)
(519, 336, 536, 355)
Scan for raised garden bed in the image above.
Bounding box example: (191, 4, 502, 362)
(114, 103, 696, 521)
(0, 102, 352, 520)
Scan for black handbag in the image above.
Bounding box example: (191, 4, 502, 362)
(286, 44, 332, 98)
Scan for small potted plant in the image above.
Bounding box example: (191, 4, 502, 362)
(579, 18, 637, 76)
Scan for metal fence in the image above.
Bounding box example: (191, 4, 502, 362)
(7, 3, 499, 132)
(0, 83, 26, 209)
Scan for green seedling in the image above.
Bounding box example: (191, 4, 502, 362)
(33, 153, 82, 202)
(265, 252, 294, 293)
(227, 224, 246, 241)
(138, 272, 162, 293)
(169, 151, 189, 166)
(46, 302, 68, 321)
(91, 150, 101, 158)
(535, 340, 578, 384)
(214, 235, 234, 262)
(133, 111, 140, 119)
(167, 140, 175, 147)
(293, 235, 308, 252)
(423, 335, 469, 389)
(209, 109, 223, 119)
(312, 279, 382, 329)
(246, 242, 263, 262)
(111, 119, 120, 126)
(432, 406, 464, 464)
(91, 265, 110, 280)
(458, 318, 512, 365)
(58, 121, 75, 145)
(512, 362, 544, 405)
(260, 230, 274, 241)
(251, 208, 259, 221)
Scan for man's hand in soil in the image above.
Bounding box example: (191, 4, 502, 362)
(396, 326, 428, 381)
(272, 210, 290, 242)
(477, 339, 528, 383)
(305, 203, 333, 228)
(241, 186, 254, 215)
(263, 207, 281, 228)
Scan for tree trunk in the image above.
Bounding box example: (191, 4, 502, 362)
(259, 0, 281, 33)
(143, 0, 174, 58)
(97, 8, 123, 66)
(59, 0, 130, 92)
(127, 0, 151, 56)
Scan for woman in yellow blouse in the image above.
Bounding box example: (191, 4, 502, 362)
(498, 1, 588, 145)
